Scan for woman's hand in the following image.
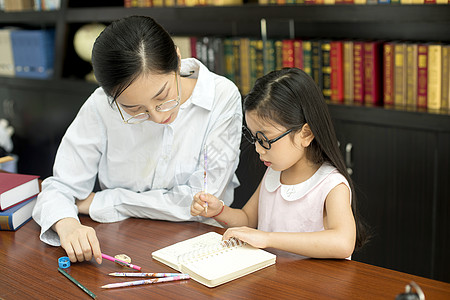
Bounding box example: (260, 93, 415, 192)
(191, 192, 223, 217)
(222, 226, 269, 249)
(54, 217, 102, 264)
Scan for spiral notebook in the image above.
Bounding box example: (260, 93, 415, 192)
(151, 232, 276, 288)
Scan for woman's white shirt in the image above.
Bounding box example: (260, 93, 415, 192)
(32, 58, 243, 246)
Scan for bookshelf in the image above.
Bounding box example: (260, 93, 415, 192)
(0, 0, 449, 283)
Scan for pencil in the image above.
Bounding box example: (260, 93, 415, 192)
(108, 272, 189, 277)
(0, 156, 13, 164)
(58, 267, 97, 299)
(203, 145, 208, 214)
(101, 274, 190, 289)
(101, 253, 142, 271)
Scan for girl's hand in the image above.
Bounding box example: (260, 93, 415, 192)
(222, 226, 269, 249)
(191, 192, 222, 217)
(54, 217, 102, 264)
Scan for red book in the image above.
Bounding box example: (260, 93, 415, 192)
(0, 173, 39, 211)
(383, 42, 395, 107)
(293, 39, 303, 70)
(363, 41, 382, 106)
(417, 44, 428, 109)
(190, 37, 197, 59)
(353, 41, 365, 104)
(330, 41, 344, 103)
(282, 39, 295, 68)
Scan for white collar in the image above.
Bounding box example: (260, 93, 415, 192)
(265, 163, 336, 201)
(179, 58, 214, 111)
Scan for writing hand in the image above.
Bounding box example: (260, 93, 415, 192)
(190, 192, 222, 217)
(222, 226, 269, 249)
(54, 217, 102, 264)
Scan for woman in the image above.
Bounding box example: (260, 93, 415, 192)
(33, 16, 242, 264)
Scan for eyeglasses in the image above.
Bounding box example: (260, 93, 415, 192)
(115, 73, 181, 124)
(242, 125, 292, 150)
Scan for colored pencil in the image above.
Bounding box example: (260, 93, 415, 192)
(101, 253, 142, 271)
(58, 267, 97, 299)
(101, 274, 190, 289)
(108, 272, 188, 277)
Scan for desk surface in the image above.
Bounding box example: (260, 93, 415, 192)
(1, 216, 449, 299)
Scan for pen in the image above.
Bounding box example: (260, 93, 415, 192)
(101, 253, 142, 271)
(109, 272, 188, 277)
(58, 267, 97, 299)
(101, 274, 190, 289)
(203, 144, 208, 214)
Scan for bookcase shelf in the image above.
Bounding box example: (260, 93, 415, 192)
(0, 0, 449, 283)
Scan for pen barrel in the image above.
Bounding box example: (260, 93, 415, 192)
(102, 274, 190, 289)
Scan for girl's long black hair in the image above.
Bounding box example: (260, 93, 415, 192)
(244, 68, 369, 250)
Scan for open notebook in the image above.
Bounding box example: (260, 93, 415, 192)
(151, 232, 276, 288)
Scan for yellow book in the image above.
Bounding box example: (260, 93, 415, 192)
(354, 0, 367, 4)
(343, 41, 354, 104)
(441, 45, 450, 112)
(151, 232, 276, 288)
(406, 44, 418, 108)
(394, 43, 407, 108)
(427, 44, 442, 111)
(240, 38, 251, 96)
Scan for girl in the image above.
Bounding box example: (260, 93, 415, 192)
(33, 16, 242, 264)
(191, 68, 368, 259)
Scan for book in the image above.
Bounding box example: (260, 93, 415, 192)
(343, 40, 354, 104)
(383, 42, 395, 107)
(282, 39, 295, 68)
(0, 196, 37, 231)
(322, 40, 332, 100)
(0, 29, 15, 76)
(353, 41, 365, 104)
(151, 232, 276, 288)
(363, 41, 382, 106)
(406, 43, 418, 108)
(442, 45, 450, 113)
(427, 44, 442, 111)
(394, 42, 407, 108)
(330, 40, 344, 103)
(417, 44, 428, 110)
(0, 172, 39, 211)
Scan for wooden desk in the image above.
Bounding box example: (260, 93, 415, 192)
(1, 216, 449, 299)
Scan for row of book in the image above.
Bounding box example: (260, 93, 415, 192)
(173, 36, 450, 112)
(0, 29, 55, 79)
(258, 0, 449, 4)
(124, 0, 243, 6)
(0, 0, 60, 12)
(0, 172, 39, 231)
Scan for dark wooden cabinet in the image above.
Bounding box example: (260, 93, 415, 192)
(0, 0, 449, 283)
(329, 104, 450, 283)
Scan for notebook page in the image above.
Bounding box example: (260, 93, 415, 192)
(152, 232, 223, 271)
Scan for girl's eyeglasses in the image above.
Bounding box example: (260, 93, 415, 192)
(242, 125, 292, 150)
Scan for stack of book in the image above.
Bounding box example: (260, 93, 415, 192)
(0, 172, 40, 231)
(0, 29, 55, 79)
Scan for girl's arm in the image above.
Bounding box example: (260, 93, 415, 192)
(223, 183, 356, 259)
(191, 181, 261, 228)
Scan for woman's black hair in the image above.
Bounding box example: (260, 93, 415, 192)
(244, 68, 369, 250)
(91, 15, 179, 103)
